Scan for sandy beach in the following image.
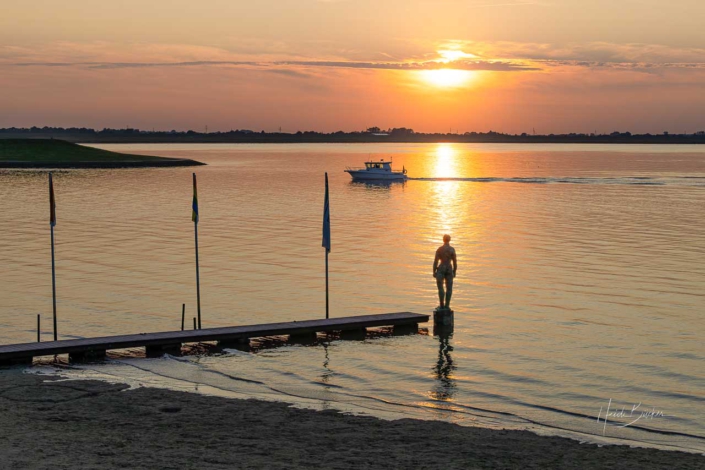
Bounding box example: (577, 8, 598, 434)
(0, 370, 702, 470)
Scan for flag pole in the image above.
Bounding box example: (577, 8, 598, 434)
(51, 223, 57, 341)
(195, 221, 201, 329)
(192, 173, 202, 330)
(49, 172, 58, 341)
(322, 172, 331, 319)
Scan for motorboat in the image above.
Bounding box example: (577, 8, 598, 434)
(344, 159, 408, 181)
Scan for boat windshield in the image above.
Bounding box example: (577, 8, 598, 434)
(365, 162, 391, 170)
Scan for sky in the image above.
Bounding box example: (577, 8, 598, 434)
(1, 0, 705, 134)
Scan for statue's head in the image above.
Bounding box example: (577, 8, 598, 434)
(443, 234, 451, 243)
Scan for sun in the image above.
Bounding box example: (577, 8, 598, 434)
(437, 50, 477, 63)
(421, 69, 474, 88)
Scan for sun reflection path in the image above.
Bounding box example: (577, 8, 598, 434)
(435, 144, 459, 178)
(430, 144, 466, 237)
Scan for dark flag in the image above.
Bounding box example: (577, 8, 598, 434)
(192, 173, 199, 224)
(49, 173, 56, 227)
(322, 173, 331, 253)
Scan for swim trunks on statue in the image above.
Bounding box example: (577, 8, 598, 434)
(435, 263, 453, 281)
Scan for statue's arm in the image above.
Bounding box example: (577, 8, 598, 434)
(452, 249, 457, 276)
(433, 250, 440, 274)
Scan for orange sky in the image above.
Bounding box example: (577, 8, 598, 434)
(1, 0, 704, 133)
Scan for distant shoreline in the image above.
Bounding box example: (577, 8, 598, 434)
(2, 129, 705, 145)
(85, 139, 705, 145)
(37, 137, 705, 145)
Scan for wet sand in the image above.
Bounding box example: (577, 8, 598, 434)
(1, 371, 703, 470)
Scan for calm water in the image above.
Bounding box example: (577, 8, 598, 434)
(2, 143, 704, 452)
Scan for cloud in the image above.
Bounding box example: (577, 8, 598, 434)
(278, 60, 537, 71)
(536, 60, 705, 70)
(446, 40, 705, 69)
(4, 40, 705, 76)
(3, 59, 538, 72)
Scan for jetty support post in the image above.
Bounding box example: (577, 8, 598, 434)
(218, 336, 251, 352)
(393, 322, 418, 336)
(289, 331, 318, 344)
(0, 356, 33, 367)
(340, 328, 366, 341)
(69, 349, 106, 363)
(146, 343, 182, 358)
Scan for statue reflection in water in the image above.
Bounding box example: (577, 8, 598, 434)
(431, 328, 456, 401)
(321, 342, 332, 384)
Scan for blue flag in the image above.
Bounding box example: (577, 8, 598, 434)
(192, 173, 199, 224)
(322, 172, 331, 253)
(49, 173, 56, 227)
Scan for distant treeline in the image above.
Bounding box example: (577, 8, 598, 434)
(2, 126, 705, 144)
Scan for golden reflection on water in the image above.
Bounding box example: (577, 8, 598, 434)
(422, 144, 485, 270)
(434, 144, 459, 178)
(431, 144, 463, 237)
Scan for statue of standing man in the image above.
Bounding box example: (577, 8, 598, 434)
(433, 234, 457, 310)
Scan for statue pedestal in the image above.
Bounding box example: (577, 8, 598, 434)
(433, 307, 454, 327)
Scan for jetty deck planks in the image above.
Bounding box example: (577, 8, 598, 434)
(0, 312, 428, 362)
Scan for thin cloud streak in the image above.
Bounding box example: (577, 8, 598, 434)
(7, 58, 705, 71)
(5, 40, 705, 74)
(4, 59, 539, 72)
(537, 60, 705, 70)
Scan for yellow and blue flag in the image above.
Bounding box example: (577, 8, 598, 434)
(322, 172, 331, 253)
(192, 173, 199, 224)
(49, 173, 56, 227)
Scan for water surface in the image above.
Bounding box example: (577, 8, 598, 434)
(1, 143, 703, 452)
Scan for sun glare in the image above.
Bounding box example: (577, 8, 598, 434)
(437, 50, 477, 63)
(421, 69, 474, 88)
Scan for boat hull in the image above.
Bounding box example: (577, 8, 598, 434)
(345, 170, 407, 181)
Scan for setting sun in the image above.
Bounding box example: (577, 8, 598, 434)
(421, 69, 474, 88)
(437, 50, 477, 63)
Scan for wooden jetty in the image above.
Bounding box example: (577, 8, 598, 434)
(0, 312, 428, 365)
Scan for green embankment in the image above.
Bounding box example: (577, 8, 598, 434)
(0, 139, 204, 168)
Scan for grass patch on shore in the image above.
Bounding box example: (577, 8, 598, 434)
(0, 139, 203, 168)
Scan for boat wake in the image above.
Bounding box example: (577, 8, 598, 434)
(408, 176, 705, 186)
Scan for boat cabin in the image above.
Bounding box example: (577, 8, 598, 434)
(364, 160, 393, 171)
